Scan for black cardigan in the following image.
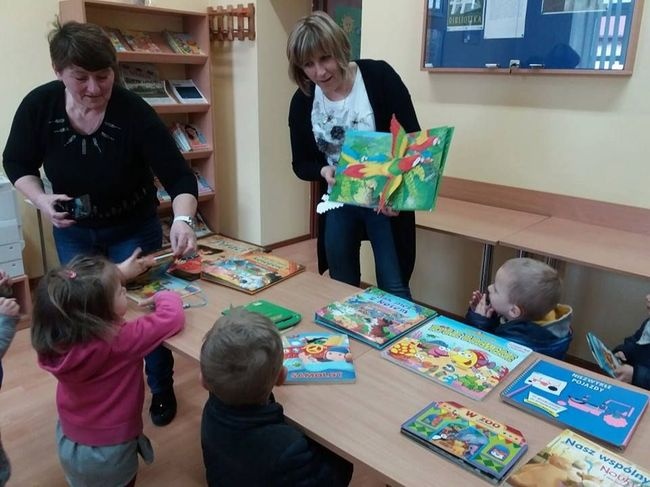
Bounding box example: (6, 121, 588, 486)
(288, 59, 419, 282)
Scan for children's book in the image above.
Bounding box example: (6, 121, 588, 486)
(282, 332, 356, 383)
(381, 315, 532, 400)
(506, 429, 650, 487)
(162, 30, 204, 55)
(586, 332, 622, 378)
(329, 115, 454, 212)
(122, 30, 162, 52)
(500, 359, 649, 449)
(127, 250, 175, 287)
(194, 170, 213, 194)
(182, 123, 210, 150)
(223, 299, 302, 330)
(197, 235, 265, 257)
(201, 252, 305, 294)
(314, 287, 437, 349)
(103, 27, 130, 52)
(126, 274, 201, 305)
(124, 80, 176, 105)
(401, 401, 527, 484)
(120, 62, 160, 83)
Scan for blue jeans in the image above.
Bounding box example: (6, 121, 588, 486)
(53, 216, 174, 394)
(324, 205, 411, 300)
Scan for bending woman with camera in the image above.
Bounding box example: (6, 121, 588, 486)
(2, 21, 197, 427)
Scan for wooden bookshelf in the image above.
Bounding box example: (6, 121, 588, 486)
(59, 0, 218, 233)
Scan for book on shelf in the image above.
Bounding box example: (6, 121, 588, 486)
(223, 299, 302, 331)
(401, 401, 527, 484)
(201, 252, 305, 294)
(182, 123, 210, 150)
(126, 274, 202, 305)
(162, 30, 204, 55)
(500, 358, 649, 450)
(103, 27, 130, 52)
(124, 80, 176, 105)
(120, 62, 160, 83)
(167, 79, 208, 104)
(381, 315, 532, 400)
(506, 429, 650, 487)
(153, 177, 171, 202)
(586, 332, 622, 379)
(194, 170, 213, 195)
(197, 234, 265, 257)
(170, 124, 192, 152)
(314, 287, 437, 349)
(282, 332, 356, 384)
(122, 30, 162, 53)
(329, 115, 454, 212)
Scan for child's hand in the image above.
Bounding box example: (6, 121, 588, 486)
(474, 293, 494, 318)
(117, 248, 155, 283)
(0, 270, 11, 288)
(615, 351, 627, 362)
(0, 297, 19, 318)
(614, 363, 634, 384)
(469, 290, 483, 312)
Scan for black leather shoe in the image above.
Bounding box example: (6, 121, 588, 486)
(150, 389, 177, 426)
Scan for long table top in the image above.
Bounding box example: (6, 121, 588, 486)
(416, 197, 547, 245)
(500, 217, 650, 279)
(156, 271, 373, 361)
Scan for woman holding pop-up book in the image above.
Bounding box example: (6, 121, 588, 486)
(2, 21, 197, 427)
(287, 11, 419, 300)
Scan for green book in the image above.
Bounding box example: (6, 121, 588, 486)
(223, 300, 301, 330)
(329, 115, 453, 211)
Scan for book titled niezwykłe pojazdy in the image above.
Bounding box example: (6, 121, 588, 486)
(401, 401, 528, 484)
(500, 359, 649, 450)
(314, 287, 437, 349)
(381, 315, 532, 400)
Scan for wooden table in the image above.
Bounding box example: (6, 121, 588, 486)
(156, 271, 374, 361)
(499, 217, 650, 279)
(274, 351, 650, 486)
(416, 197, 547, 290)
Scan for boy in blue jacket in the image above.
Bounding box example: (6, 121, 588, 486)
(466, 258, 573, 359)
(613, 294, 650, 390)
(200, 308, 353, 487)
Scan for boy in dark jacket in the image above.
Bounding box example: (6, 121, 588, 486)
(465, 258, 573, 359)
(200, 308, 353, 487)
(613, 294, 650, 390)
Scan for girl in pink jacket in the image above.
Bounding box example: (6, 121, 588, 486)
(31, 254, 185, 487)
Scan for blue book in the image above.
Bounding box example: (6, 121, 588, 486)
(282, 332, 356, 383)
(501, 359, 649, 450)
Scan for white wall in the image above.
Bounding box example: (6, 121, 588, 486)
(360, 0, 650, 361)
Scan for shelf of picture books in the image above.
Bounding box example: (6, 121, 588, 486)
(400, 400, 528, 484)
(500, 358, 649, 450)
(314, 287, 438, 350)
(505, 429, 650, 487)
(381, 315, 532, 400)
(104, 26, 206, 64)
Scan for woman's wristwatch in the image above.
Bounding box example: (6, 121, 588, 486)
(173, 215, 196, 229)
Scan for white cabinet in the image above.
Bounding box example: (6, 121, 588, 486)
(0, 177, 25, 278)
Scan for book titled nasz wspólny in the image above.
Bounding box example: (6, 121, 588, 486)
(201, 252, 304, 294)
(401, 401, 527, 484)
(314, 287, 437, 349)
(282, 332, 356, 384)
(506, 429, 650, 486)
(329, 115, 454, 212)
(381, 315, 532, 400)
(586, 331, 622, 378)
(500, 359, 649, 449)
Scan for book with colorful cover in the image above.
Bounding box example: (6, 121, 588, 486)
(282, 332, 356, 383)
(201, 252, 305, 294)
(381, 315, 532, 400)
(586, 332, 622, 378)
(329, 115, 454, 212)
(122, 30, 162, 52)
(500, 359, 649, 449)
(401, 401, 527, 484)
(103, 27, 130, 52)
(167, 244, 225, 281)
(197, 235, 265, 257)
(506, 429, 650, 486)
(162, 30, 204, 55)
(314, 287, 437, 349)
(125, 274, 201, 305)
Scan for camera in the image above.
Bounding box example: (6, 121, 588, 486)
(54, 194, 92, 220)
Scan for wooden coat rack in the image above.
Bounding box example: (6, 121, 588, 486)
(208, 3, 255, 41)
